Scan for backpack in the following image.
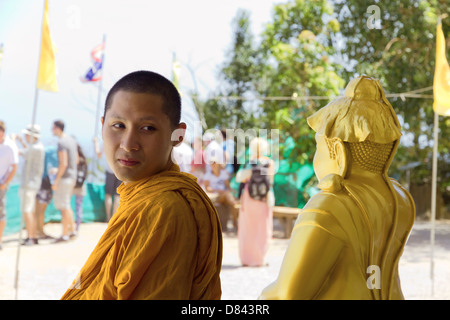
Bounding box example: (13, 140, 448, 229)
(247, 160, 270, 201)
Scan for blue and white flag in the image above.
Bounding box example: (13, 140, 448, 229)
(81, 42, 104, 82)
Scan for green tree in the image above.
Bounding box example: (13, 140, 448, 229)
(202, 1, 346, 163)
(204, 0, 449, 200)
(202, 9, 260, 130)
(255, 0, 345, 163)
(333, 0, 450, 193)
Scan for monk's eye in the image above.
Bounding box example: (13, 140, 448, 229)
(142, 126, 156, 131)
(112, 123, 125, 129)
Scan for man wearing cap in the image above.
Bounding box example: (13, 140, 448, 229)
(15, 124, 45, 245)
(0, 120, 19, 249)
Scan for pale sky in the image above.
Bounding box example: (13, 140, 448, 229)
(0, 0, 276, 152)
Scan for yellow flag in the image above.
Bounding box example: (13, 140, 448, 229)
(37, 0, 58, 92)
(433, 23, 450, 116)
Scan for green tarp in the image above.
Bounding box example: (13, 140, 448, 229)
(4, 183, 107, 236)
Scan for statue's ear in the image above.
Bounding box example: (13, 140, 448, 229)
(332, 139, 348, 178)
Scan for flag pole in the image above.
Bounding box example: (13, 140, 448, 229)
(430, 110, 438, 297)
(429, 14, 449, 298)
(14, 0, 47, 300)
(94, 34, 106, 140)
(91, 34, 106, 182)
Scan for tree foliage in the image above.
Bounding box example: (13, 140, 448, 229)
(202, 9, 260, 130)
(255, 0, 344, 163)
(202, 0, 450, 195)
(333, 0, 450, 189)
(203, 1, 345, 164)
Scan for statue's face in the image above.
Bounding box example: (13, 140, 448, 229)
(313, 134, 340, 181)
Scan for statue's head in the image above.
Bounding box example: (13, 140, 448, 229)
(307, 76, 402, 182)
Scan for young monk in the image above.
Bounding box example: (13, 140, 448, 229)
(259, 76, 415, 300)
(61, 70, 222, 300)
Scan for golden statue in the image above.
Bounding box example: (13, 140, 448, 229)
(260, 76, 416, 300)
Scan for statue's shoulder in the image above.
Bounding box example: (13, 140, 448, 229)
(388, 178, 416, 221)
(303, 190, 348, 211)
(299, 176, 383, 243)
(303, 173, 361, 214)
(299, 188, 358, 242)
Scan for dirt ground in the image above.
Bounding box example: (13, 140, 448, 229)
(0, 219, 449, 300)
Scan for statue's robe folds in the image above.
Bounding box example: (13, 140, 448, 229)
(61, 164, 222, 300)
(260, 178, 415, 300)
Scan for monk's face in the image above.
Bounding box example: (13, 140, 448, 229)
(102, 90, 185, 184)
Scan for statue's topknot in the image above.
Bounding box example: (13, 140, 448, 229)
(307, 76, 402, 144)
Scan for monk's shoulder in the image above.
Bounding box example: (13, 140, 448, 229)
(142, 190, 195, 223)
(158, 189, 192, 208)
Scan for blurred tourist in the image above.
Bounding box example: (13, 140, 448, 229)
(51, 120, 77, 243)
(35, 145, 58, 239)
(203, 157, 237, 232)
(15, 124, 45, 246)
(0, 120, 18, 249)
(190, 136, 206, 186)
(203, 131, 224, 172)
(94, 137, 121, 222)
(172, 140, 193, 173)
(73, 143, 88, 232)
(220, 129, 236, 174)
(235, 137, 275, 267)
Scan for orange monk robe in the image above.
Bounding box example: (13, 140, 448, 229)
(61, 164, 222, 300)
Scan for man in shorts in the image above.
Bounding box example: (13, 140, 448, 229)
(51, 120, 78, 243)
(35, 145, 58, 239)
(15, 124, 45, 245)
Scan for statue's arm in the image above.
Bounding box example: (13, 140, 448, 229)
(260, 222, 344, 299)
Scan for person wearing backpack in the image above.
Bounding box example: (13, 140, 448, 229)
(235, 137, 275, 267)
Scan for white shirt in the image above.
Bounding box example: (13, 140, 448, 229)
(203, 169, 229, 191)
(204, 140, 224, 165)
(0, 137, 18, 184)
(172, 142, 194, 173)
(20, 141, 45, 190)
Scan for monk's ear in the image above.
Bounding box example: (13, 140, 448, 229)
(333, 139, 348, 178)
(171, 122, 187, 147)
(100, 117, 105, 139)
